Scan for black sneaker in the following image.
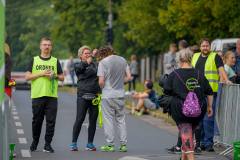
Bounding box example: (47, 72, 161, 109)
(43, 143, 54, 153)
(206, 146, 214, 152)
(194, 146, 202, 155)
(165, 146, 181, 154)
(29, 140, 39, 151)
(200, 145, 205, 151)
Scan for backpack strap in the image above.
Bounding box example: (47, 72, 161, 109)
(152, 90, 160, 109)
(174, 70, 199, 92)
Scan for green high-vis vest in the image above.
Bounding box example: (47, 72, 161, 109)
(192, 52, 219, 92)
(31, 56, 58, 98)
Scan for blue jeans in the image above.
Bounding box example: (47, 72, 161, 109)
(70, 72, 75, 87)
(199, 96, 217, 147)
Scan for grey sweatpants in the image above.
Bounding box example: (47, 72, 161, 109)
(101, 98, 127, 146)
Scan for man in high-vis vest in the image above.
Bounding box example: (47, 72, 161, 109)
(25, 37, 64, 153)
(192, 38, 232, 152)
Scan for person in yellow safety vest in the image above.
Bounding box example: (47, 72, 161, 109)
(191, 38, 232, 153)
(25, 37, 64, 153)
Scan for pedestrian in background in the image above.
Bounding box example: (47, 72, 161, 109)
(5, 31, 10, 55)
(97, 45, 131, 152)
(216, 50, 224, 61)
(220, 51, 239, 83)
(192, 38, 232, 152)
(71, 46, 100, 151)
(25, 37, 64, 153)
(163, 49, 213, 160)
(68, 56, 75, 87)
(190, 45, 201, 55)
(163, 43, 177, 74)
(232, 39, 240, 76)
(127, 54, 139, 94)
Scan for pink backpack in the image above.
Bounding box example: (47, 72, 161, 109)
(174, 71, 203, 117)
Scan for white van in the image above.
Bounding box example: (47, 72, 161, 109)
(58, 58, 81, 86)
(211, 38, 239, 54)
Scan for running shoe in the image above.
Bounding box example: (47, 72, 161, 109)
(86, 142, 96, 151)
(71, 142, 78, 151)
(101, 144, 115, 152)
(119, 145, 127, 152)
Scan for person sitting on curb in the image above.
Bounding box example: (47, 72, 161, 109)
(131, 80, 159, 115)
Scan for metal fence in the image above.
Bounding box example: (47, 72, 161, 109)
(214, 83, 240, 155)
(0, 94, 10, 160)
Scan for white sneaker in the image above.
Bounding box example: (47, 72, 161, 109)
(131, 90, 136, 94)
(125, 91, 131, 95)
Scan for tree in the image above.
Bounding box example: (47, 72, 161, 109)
(118, 0, 178, 52)
(6, 0, 70, 71)
(158, 0, 240, 44)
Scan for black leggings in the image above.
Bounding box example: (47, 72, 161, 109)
(72, 97, 99, 143)
(128, 74, 138, 91)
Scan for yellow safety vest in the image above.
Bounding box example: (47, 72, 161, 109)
(31, 56, 58, 98)
(192, 52, 219, 92)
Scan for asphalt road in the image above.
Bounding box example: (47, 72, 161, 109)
(10, 90, 230, 160)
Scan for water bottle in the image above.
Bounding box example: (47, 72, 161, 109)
(131, 101, 135, 115)
(11, 86, 16, 92)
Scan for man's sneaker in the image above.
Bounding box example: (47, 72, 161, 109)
(119, 145, 127, 152)
(101, 144, 115, 152)
(43, 143, 54, 153)
(86, 142, 96, 151)
(194, 146, 202, 155)
(206, 146, 214, 152)
(29, 140, 39, 151)
(165, 146, 181, 154)
(71, 142, 78, 151)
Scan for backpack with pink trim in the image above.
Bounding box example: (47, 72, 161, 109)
(174, 70, 203, 117)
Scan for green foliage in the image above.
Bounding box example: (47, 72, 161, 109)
(51, 0, 150, 59)
(119, 0, 178, 52)
(158, 0, 240, 44)
(6, 0, 70, 71)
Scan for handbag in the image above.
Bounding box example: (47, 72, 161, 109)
(81, 93, 97, 100)
(157, 94, 173, 115)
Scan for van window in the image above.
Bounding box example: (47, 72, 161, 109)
(223, 43, 236, 54)
(211, 43, 217, 52)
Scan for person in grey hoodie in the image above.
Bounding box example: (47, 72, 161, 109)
(164, 43, 177, 74)
(128, 55, 139, 92)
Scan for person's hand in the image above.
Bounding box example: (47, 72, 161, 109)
(41, 69, 52, 76)
(226, 80, 233, 86)
(169, 64, 173, 68)
(207, 107, 213, 117)
(92, 49, 98, 57)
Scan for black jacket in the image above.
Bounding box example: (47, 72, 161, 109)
(74, 61, 101, 96)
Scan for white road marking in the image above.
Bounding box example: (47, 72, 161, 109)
(12, 108, 16, 111)
(19, 138, 27, 144)
(119, 157, 149, 160)
(13, 116, 19, 120)
(17, 129, 24, 134)
(21, 150, 31, 157)
(15, 122, 22, 126)
(12, 112, 18, 115)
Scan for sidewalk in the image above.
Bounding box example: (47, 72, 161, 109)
(125, 95, 234, 160)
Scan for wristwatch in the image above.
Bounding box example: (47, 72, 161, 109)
(55, 75, 59, 79)
(90, 55, 95, 59)
(225, 79, 229, 82)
